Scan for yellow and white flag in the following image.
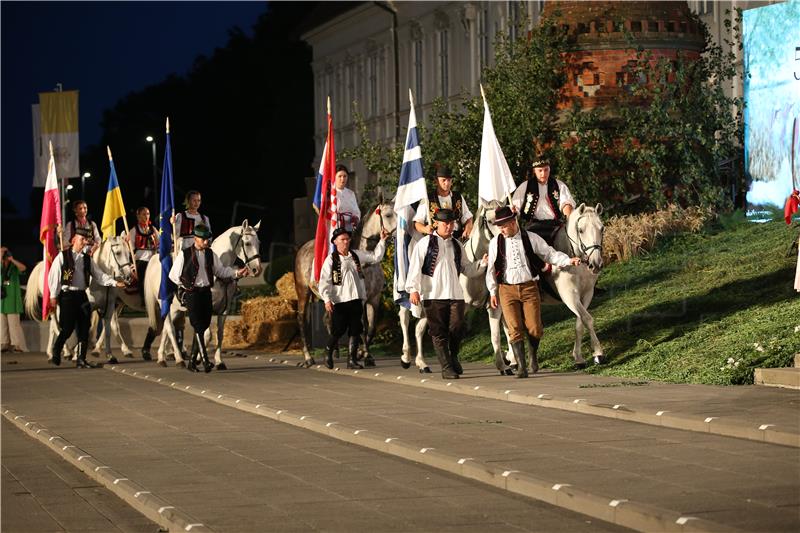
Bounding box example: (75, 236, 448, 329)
(38, 90, 79, 183)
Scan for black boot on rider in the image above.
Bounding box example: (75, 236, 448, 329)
(528, 336, 540, 374)
(195, 333, 214, 373)
(187, 335, 200, 372)
(347, 336, 363, 369)
(511, 341, 528, 379)
(434, 343, 458, 380)
(324, 343, 335, 369)
(75, 343, 92, 368)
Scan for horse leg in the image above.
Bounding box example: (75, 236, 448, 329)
(102, 314, 117, 363)
(557, 285, 590, 369)
(89, 311, 103, 355)
(162, 314, 185, 367)
(214, 315, 227, 370)
(110, 306, 133, 358)
(488, 304, 512, 375)
(399, 306, 413, 369)
(580, 288, 604, 364)
(47, 315, 59, 360)
(414, 317, 431, 373)
(362, 302, 376, 367)
(296, 290, 315, 367)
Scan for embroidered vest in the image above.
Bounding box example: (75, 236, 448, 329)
(330, 250, 364, 286)
(422, 236, 462, 277)
(134, 223, 158, 251)
(179, 247, 214, 289)
(521, 178, 562, 222)
(179, 212, 209, 237)
(494, 232, 546, 283)
(69, 220, 96, 244)
(427, 190, 463, 224)
(61, 250, 92, 288)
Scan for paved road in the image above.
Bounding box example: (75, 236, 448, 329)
(2, 355, 627, 532)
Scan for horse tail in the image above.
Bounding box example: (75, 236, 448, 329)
(144, 255, 163, 332)
(24, 261, 45, 322)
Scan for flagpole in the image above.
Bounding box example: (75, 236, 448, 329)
(108, 146, 137, 275)
(480, 84, 516, 211)
(165, 118, 178, 258)
(48, 141, 65, 251)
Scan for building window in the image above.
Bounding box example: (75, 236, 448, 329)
(413, 39, 423, 104)
(538, 0, 545, 15)
(369, 55, 378, 116)
(508, 1, 519, 42)
(478, 7, 489, 72)
(439, 30, 449, 99)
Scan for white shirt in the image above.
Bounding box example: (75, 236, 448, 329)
(48, 250, 117, 300)
(169, 247, 238, 288)
(406, 234, 485, 301)
(335, 187, 361, 230)
(511, 179, 575, 220)
(319, 240, 386, 304)
(486, 230, 574, 296)
(131, 223, 159, 262)
(413, 192, 473, 227)
(175, 212, 211, 249)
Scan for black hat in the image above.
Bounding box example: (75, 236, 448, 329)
(531, 158, 551, 168)
(73, 227, 93, 239)
(492, 206, 516, 225)
(434, 163, 453, 179)
(330, 227, 352, 243)
(432, 208, 457, 222)
(193, 224, 212, 239)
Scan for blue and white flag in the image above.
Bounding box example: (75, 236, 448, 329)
(312, 140, 328, 213)
(393, 90, 427, 311)
(158, 118, 175, 318)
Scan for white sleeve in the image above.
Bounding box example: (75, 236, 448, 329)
(356, 239, 385, 265)
(558, 180, 576, 210)
(350, 189, 361, 220)
(212, 253, 238, 280)
(511, 182, 527, 212)
(318, 256, 333, 303)
(412, 199, 429, 223)
(485, 238, 499, 296)
(91, 259, 117, 287)
(460, 195, 473, 223)
(48, 253, 64, 299)
(527, 231, 573, 267)
(169, 251, 184, 286)
(174, 213, 184, 233)
(405, 238, 426, 294)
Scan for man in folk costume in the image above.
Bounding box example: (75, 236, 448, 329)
(406, 209, 487, 379)
(169, 224, 247, 372)
(319, 226, 389, 370)
(175, 190, 211, 250)
(62, 200, 101, 255)
(332, 164, 362, 232)
(47, 227, 125, 367)
(413, 164, 474, 241)
(511, 158, 575, 248)
(486, 206, 580, 378)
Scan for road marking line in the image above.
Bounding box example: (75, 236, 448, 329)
(113, 478, 128, 484)
(609, 499, 628, 507)
(502, 470, 518, 477)
(552, 484, 571, 491)
(134, 491, 150, 498)
(158, 506, 174, 514)
(457, 458, 473, 464)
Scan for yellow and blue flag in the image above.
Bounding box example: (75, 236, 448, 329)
(101, 147, 127, 240)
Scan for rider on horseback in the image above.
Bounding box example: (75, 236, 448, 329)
(511, 158, 575, 248)
(413, 163, 474, 241)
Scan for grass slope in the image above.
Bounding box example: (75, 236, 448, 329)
(460, 215, 800, 385)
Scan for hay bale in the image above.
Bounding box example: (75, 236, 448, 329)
(275, 272, 297, 301)
(224, 320, 248, 347)
(268, 320, 296, 342)
(241, 296, 296, 323)
(246, 322, 272, 344)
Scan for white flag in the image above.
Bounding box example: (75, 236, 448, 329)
(478, 86, 516, 206)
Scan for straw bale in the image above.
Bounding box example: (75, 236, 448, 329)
(268, 320, 296, 342)
(223, 320, 248, 347)
(241, 296, 296, 324)
(275, 272, 298, 301)
(246, 322, 272, 344)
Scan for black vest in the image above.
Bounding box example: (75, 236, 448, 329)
(179, 212, 210, 237)
(521, 178, 563, 222)
(422, 235, 462, 277)
(330, 250, 364, 286)
(61, 250, 92, 288)
(493, 232, 546, 284)
(427, 190, 463, 223)
(179, 247, 214, 289)
(69, 220, 97, 245)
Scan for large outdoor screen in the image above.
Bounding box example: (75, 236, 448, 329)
(743, 1, 800, 206)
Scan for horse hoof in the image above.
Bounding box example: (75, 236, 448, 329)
(401, 360, 411, 370)
(157, 360, 167, 368)
(503, 369, 514, 376)
(187, 362, 199, 372)
(204, 362, 214, 373)
(107, 356, 118, 365)
(124, 352, 134, 359)
(176, 361, 186, 369)
(364, 356, 376, 368)
(593, 356, 606, 365)
(574, 362, 587, 370)
(142, 351, 152, 361)
(419, 367, 432, 374)
(216, 362, 227, 371)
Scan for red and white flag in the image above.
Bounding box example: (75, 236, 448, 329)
(313, 97, 338, 282)
(39, 141, 62, 319)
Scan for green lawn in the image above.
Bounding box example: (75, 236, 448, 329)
(457, 215, 800, 385)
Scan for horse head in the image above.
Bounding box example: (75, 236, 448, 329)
(464, 201, 502, 261)
(360, 200, 398, 244)
(102, 234, 135, 283)
(567, 203, 604, 274)
(234, 219, 263, 277)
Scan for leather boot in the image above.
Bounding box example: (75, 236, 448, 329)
(449, 338, 463, 375)
(511, 341, 528, 378)
(196, 333, 214, 373)
(141, 328, 156, 361)
(187, 335, 200, 372)
(434, 343, 458, 380)
(324, 344, 335, 369)
(76, 343, 91, 368)
(347, 336, 363, 369)
(529, 336, 540, 374)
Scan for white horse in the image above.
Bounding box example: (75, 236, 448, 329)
(398, 202, 512, 374)
(24, 236, 135, 362)
(293, 202, 398, 367)
(143, 220, 262, 369)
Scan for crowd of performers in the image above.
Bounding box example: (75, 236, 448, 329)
(2, 156, 585, 379)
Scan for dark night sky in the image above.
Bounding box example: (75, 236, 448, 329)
(1, 1, 268, 218)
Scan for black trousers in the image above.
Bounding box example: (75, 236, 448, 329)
(52, 291, 91, 356)
(523, 219, 562, 246)
(423, 299, 465, 356)
(327, 299, 364, 347)
(185, 287, 213, 334)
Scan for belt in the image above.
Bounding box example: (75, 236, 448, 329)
(60, 286, 86, 292)
(499, 278, 539, 286)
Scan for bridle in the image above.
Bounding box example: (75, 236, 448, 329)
(567, 213, 603, 265)
(230, 229, 261, 272)
(109, 241, 134, 280)
(465, 206, 493, 259)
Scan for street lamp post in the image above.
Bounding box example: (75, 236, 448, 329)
(81, 172, 91, 199)
(146, 136, 157, 213)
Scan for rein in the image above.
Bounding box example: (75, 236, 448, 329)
(566, 214, 603, 264)
(229, 229, 261, 271)
(108, 241, 134, 280)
